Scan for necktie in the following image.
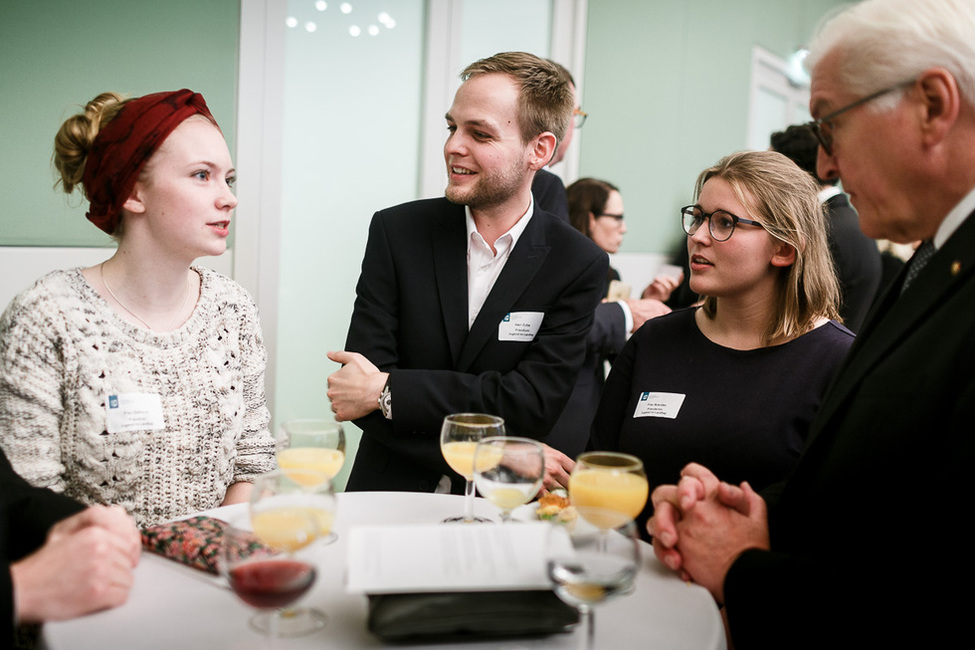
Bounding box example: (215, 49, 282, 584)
(901, 239, 935, 294)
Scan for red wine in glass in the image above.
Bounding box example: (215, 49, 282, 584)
(228, 559, 316, 609)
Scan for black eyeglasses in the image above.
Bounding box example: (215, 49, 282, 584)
(596, 212, 623, 221)
(573, 108, 587, 129)
(808, 80, 914, 156)
(680, 206, 763, 242)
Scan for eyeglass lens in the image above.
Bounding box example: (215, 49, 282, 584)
(681, 207, 737, 241)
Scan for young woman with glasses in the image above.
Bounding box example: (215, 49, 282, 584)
(588, 151, 854, 536)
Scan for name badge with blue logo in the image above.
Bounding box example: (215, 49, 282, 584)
(105, 392, 165, 434)
(633, 391, 685, 419)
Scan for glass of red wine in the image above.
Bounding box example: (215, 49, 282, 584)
(220, 498, 324, 637)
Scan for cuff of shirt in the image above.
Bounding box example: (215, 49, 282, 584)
(615, 300, 633, 335)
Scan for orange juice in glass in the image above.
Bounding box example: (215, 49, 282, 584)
(277, 420, 345, 482)
(569, 452, 648, 527)
(440, 413, 505, 523)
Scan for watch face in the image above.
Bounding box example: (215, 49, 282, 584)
(379, 382, 392, 419)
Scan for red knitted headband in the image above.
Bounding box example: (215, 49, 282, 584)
(81, 89, 216, 234)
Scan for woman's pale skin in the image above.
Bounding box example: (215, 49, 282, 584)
(687, 177, 798, 350)
(79, 116, 251, 506)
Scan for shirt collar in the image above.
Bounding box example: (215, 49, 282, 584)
(817, 185, 842, 204)
(465, 195, 535, 254)
(934, 185, 975, 249)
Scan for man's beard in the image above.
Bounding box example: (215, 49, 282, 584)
(445, 160, 527, 210)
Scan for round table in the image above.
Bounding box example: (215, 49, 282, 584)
(44, 491, 725, 649)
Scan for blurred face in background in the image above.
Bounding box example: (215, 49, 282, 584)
(588, 189, 626, 253)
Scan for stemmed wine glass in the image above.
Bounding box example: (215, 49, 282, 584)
(568, 452, 649, 527)
(220, 507, 320, 638)
(440, 413, 505, 523)
(546, 509, 640, 650)
(244, 468, 336, 635)
(472, 436, 545, 523)
(276, 419, 346, 483)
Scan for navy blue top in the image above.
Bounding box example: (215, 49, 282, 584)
(590, 307, 854, 529)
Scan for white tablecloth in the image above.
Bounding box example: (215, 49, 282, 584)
(44, 492, 725, 649)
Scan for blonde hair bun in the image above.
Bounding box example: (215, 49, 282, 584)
(53, 92, 129, 195)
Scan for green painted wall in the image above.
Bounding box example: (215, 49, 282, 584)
(581, 0, 848, 259)
(0, 0, 239, 246)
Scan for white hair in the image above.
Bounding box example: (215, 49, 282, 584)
(807, 0, 975, 112)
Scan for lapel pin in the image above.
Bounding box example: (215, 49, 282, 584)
(951, 260, 962, 276)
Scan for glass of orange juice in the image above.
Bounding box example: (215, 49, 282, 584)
(277, 419, 346, 483)
(568, 452, 648, 529)
(440, 413, 505, 523)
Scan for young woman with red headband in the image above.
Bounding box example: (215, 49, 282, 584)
(0, 90, 275, 526)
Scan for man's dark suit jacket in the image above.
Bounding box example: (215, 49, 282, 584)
(722, 210, 975, 648)
(825, 192, 882, 332)
(531, 169, 569, 222)
(344, 197, 607, 492)
(1, 448, 83, 642)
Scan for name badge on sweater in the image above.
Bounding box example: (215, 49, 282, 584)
(106, 393, 165, 433)
(633, 391, 685, 419)
(498, 311, 544, 341)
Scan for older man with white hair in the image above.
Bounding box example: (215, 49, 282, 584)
(648, 0, 975, 646)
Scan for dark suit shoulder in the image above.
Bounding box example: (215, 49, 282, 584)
(529, 205, 606, 264)
(374, 196, 461, 225)
(532, 169, 569, 222)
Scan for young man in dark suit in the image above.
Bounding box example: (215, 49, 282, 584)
(649, 0, 975, 646)
(327, 52, 607, 493)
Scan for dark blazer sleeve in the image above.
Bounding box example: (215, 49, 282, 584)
(1, 448, 84, 640)
(588, 302, 626, 357)
(587, 331, 638, 452)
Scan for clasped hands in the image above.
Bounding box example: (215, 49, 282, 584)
(647, 463, 770, 604)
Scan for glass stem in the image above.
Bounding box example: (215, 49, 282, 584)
(581, 606, 594, 650)
(463, 479, 476, 522)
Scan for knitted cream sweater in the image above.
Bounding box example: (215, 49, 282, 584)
(0, 267, 275, 526)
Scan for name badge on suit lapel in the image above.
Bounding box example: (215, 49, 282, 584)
(498, 311, 544, 341)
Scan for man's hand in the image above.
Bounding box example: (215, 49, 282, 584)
(647, 463, 771, 603)
(641, 272, 683, 302)
(12, 505, 140, 623)
(541, 444, 574, 491)
(674, 480, 770, 603)
(647, 463, 723, 577)
(625, 298, 671, 332)
(326, 351, 389, 421)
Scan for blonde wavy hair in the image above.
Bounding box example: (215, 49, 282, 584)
(695, 151, 841, 344)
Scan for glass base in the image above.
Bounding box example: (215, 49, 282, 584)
(441, 515, 494, 524)
(250, 607, 327, 637)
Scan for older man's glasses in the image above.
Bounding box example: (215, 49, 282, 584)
(681, 206, 763, 242)
(573, 108, 587, 128)
(808, 80, 914, 156)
